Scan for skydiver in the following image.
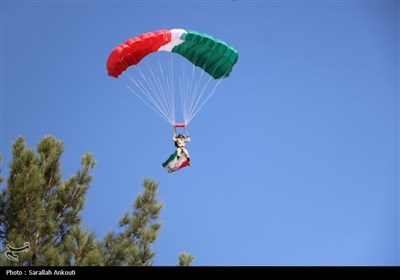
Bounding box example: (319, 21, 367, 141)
(173, 127, 191, 166)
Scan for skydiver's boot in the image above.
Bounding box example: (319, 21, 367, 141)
(188, 158, 192, 166)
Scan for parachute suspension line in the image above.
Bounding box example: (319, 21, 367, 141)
(179, 46, 188, 125)
(178, 46, 208, 125)
(185, 60, 195, 124)
(144, 55, 175, 123)
(186, 74, 214, 125)
(183, 47, 222, 125)
(179, 42, 195, 125)
(179, 70, 187, 124)
(168, 52, 176, 124)
(186, 56, 211, 123)
(125, 84, 172, 125)
(154, 52, 175, 124)
(183, 61, 191, 124)
(123, 72, 166, 119)
(134, 63, 167, 116)
(185, 58, 228, 122)
(123, 62, 175, 125)
(185, 47, 206, 125)
(122, 49, 231, 127)
(189, 56, 229, 121)
(130, 62, 173, 123)
(187, 73, 225, 124)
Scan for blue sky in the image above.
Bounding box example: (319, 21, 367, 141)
(1, 0, 398, 266)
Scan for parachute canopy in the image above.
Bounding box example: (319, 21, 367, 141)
(106, 28, 238, 126)
(107, 29, 238, 79)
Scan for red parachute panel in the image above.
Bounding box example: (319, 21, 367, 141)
(106, 30, 172, 78)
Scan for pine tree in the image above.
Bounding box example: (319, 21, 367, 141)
(0, 135, 194, 266)
(102, 178, 163, 266)
(0, 135, 96, 265)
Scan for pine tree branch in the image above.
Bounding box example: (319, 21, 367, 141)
(177, 252, 195, 266)
(0, 212, 9, 233)
(55, 186, 79, 221)
(0, 197, 9, 229)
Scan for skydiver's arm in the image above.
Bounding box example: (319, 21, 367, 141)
(173, 127, 177, 141)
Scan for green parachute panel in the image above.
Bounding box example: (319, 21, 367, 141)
(171, 30, 239, 79)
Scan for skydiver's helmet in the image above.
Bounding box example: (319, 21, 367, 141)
(178, 134, 184, 139)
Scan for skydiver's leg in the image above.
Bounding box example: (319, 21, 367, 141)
(182, 148, 191, 166)
(176, 147, 182, 160)
(182, 147, 190, 158)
